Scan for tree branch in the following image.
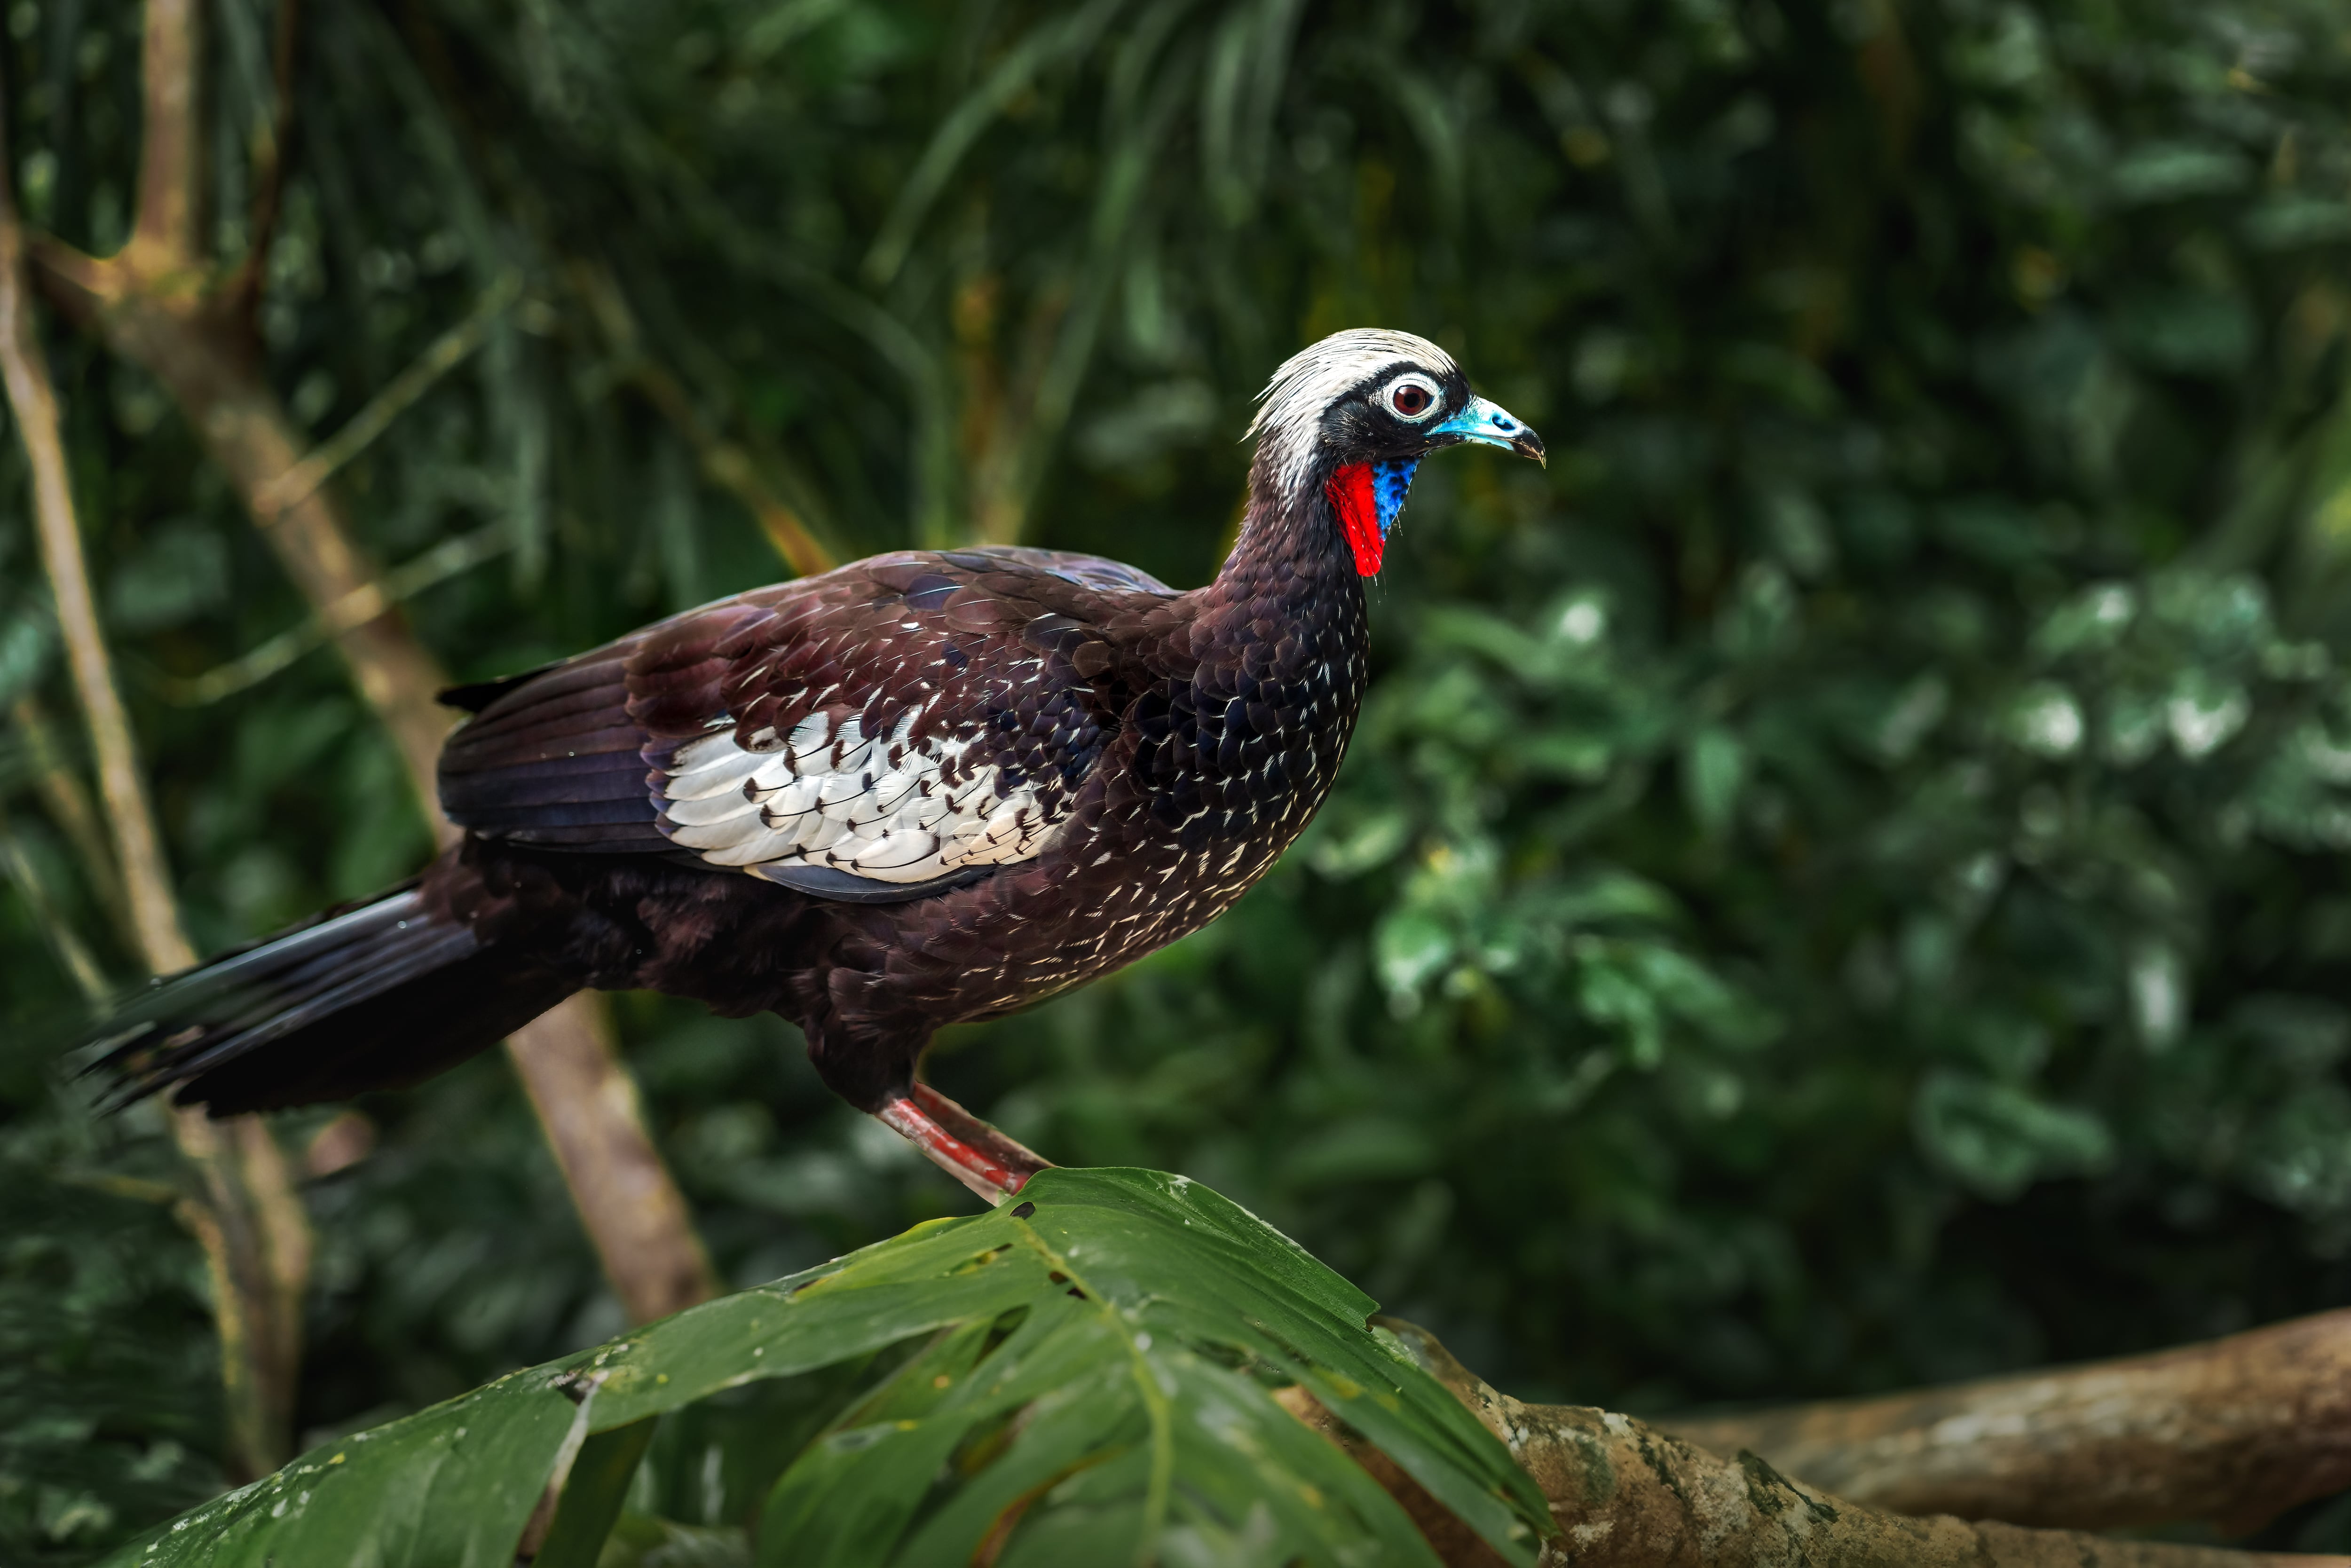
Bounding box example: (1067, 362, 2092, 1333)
(10, 693, 133, 950)
(2, 283, 186, 971)
(157, 520, 515, 707)
(0, 120, 309, 1484)
(252, 270, 521, 520)
(12, 1, 723, 1328)
(505, 1003, 719, 1323)
(129, 0, 205, 272)
(1351, 1322, 2350, 1568)
(32, 257, 725, 1324)
(1660, 1307, 2351, 1535)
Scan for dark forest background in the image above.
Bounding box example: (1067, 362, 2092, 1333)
(7, 0, 2351, 1558)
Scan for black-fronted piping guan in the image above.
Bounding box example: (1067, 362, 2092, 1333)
(95, 329, 1544, 1201)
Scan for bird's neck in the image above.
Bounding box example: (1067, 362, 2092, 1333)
(1126, 453, 1370, 857)
(1198, 458, 1365, 657)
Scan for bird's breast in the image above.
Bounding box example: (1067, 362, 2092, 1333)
(1124, 592, 1366, 842)
(855, 556, 1373, 1024)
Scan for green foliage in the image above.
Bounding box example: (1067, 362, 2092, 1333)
(7, 0, 2351, 1557)
(0, 1169, 222, 1565)
(104, 1169, 1546, 1567)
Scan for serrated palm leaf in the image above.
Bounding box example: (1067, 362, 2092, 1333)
(101, 1169, 1549, 1568)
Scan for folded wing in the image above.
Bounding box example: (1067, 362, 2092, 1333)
(438, 548, 1175, 901)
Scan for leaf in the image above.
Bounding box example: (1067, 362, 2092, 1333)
(2243, 194, 2351, 250)
(535, 1419, 656, 1568)
(0, 610, 52, 708)
(105, 520, 231, 634)
(2007, 681, 2084, 757)
(2108, 141, 2250, 205)
(1681, 725, 1745, 837)
(860, 0, 1128, 284)
(91, 1363, 585, 1568)
(1375, 908, 1454, 1003)
(1913, 1071, 2115, 1201)
(103, 1170, 1549, 1568)
(1305, 807, 1412, 879)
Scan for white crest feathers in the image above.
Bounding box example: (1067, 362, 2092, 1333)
(1245, 328, 1456, 503)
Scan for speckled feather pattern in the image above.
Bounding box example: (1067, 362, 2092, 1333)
(122, 331, 1479, 1119)
(431, 516, 1369, 1106)
(414, 335, 1491, 1109)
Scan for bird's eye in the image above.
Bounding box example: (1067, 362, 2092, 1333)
(1384, 375, 1440, 421)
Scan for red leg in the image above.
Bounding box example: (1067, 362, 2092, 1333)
(909, 1081, 1053, 1180)
(875, 1086, 1052, 1204)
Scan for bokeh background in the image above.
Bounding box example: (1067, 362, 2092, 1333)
(7, 0, 2351, 1557)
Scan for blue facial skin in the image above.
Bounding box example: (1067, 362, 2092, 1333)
(1373, 458, 1419, 538)
(1375, 395, 1539, 543)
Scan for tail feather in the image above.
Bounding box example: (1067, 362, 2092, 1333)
(94, 884, 576, 1115)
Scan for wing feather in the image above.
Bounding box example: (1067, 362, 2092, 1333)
(438, 548, 1178, 896)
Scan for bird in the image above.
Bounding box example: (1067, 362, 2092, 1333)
(94, 329, 1544, 1201)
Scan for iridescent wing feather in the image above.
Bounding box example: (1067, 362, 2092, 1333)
(437, 548, 1176, 903)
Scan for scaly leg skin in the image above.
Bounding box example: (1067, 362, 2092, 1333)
(910, 1081, 1054, 1182)
(875, 1083, 1054, 1205)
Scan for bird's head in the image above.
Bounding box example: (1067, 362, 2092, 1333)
(1246, 328, 1544, 576)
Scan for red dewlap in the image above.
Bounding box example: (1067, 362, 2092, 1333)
(1325, 463, 1383, 576)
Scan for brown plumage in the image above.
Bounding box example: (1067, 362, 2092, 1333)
(95, 329, 1542, 1199)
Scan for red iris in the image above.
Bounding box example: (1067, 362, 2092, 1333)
(1390, 383, 1432, 417)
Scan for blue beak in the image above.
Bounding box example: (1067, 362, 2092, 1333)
(1432, 395, 1545, 465)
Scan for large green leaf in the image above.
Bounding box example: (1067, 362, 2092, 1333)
(101, 1169, 1549, 1568)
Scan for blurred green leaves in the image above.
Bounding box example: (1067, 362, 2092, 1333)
(1914, 1070, 2114, 1200)
(8, 0, 2351, 1555)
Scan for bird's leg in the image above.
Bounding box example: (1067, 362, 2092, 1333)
(910, 1081, 1054, 1181)
(874, 1082, 1053, 1205)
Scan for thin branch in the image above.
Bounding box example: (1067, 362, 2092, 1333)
(1354, 1322, 2350, 1568)
(129, 0, 205, 269)
(0, 113, 309, 1483)
(1, 193, 189, 974)
(1662, 1306, 2351, 1535)
(158, 520, 516, 706)
(9, 694, 133, 949)
(0, 803, 110, 998)
(569, 259, 836, 577)
(551, 113, 957, 548)
(252, 271, 522, 520)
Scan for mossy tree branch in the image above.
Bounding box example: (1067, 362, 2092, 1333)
(1332, 1321, 2351, 1568)
(1662, 1306, 2351, 1536)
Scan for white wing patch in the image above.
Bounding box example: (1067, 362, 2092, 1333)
(658, 711, 1065, 884)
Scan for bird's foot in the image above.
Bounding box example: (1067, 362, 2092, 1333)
(875, 1082, 1053, 1205)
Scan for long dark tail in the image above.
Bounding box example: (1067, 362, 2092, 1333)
(93, 882, 576, 1115)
